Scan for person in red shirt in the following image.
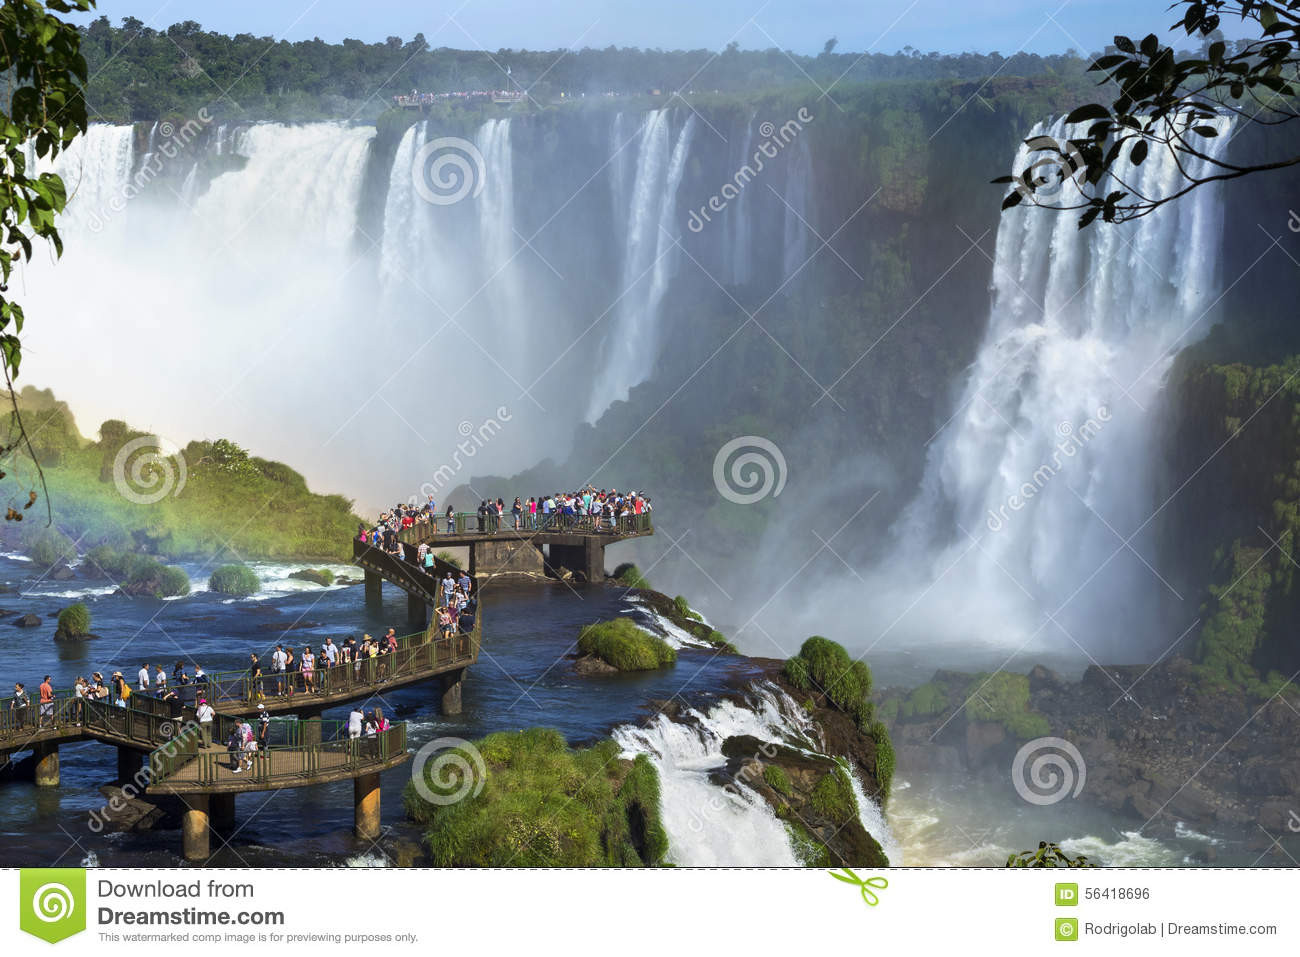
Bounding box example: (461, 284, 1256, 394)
(38, 675, 54, 729)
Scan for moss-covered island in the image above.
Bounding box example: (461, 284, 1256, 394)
(3, 387, 363, 566)
(574, 618, 676, 672)
(403, 728, 668, 866)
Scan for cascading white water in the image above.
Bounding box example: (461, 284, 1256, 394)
(41, 124, 135, 232)
(730, 113, 756, 286)
(194, 123, 373, 246)
(614, 682, 896, 866)
(585, 110, 696, 422)
(873, 115, 1233, 657)
(475, 118, 526, 375)
(378, 120, 430, 287)
(780, 137, 812, 282)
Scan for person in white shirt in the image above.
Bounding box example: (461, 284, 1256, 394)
(323, 638, 337, 666)
(271, 644, 287, 695)
(195, 699, 215, 747)
(154, 664, 167, 691)
(347, 705, 363, 739)
(138, 664, 151, 692)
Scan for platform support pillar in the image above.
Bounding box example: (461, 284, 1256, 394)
(181, 794, 211, 862)
(33, 742, 59, 787)
(354, 772, 381, 840)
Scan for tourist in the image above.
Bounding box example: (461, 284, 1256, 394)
(423, 546, 435, 573)
(437, 605, 453, 639)
(363, 709, 378, 737)
(458, 568, 471, 596)
(442, 570, 455, 605)
(72, 676, 87, 724)
(257, 703, 270, 750)
(512, 497, 523, 529)
(248, 653, 263, 702)
(173, 660, 185, 686)
(301, 646, 316, 694)
(527, 496, 537, 528)
(237, 726, 258, 773)
(458, 597, 477, 633)
(374, 707, 389, 733)
(162, 686, 183, 725)
(194, 665, 208, 689)
(347, 704, 363, 740)
(138, 662, 151, 693)
(323, 637, 338, 667)
(11, 682, 29, 730)
(38, 675, 54, 728)
(154, 664, 168, 692)
(446, 504, 455, 533)
(226, 724, 244, 771)
(271, 643, 287, 695)
(111, 671, 128, 708)
(196, 697, 215, 747)
(284, 647, 298, 698)
(416, 541, 429, 566)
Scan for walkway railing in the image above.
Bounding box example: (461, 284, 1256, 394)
(382, 509, 653, 542)
(149, 721, 407, 788)
(0, 693, 190, 750)
(189, 627, 478, 708)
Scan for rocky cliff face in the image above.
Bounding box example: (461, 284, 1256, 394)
(881, 659, 1300, 841)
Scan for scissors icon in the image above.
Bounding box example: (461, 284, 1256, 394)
(829, 868, 889, 906)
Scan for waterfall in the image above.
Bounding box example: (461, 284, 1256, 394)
(730, 113, 756, 286)
(41, 124, 135, 232)
(586, 110, 696, 422)
(882, 115, 1232, 655)
(475, 118, 524, 373)
(193, 123, 373, 247)
(780, 137, 812, 283)
(379, 120, 429, 286)
(613, 684, 806, 865)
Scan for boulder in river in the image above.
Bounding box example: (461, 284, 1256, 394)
(12, 613, 41, 628)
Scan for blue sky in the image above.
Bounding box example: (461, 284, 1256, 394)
(69, 1, 1222, 56)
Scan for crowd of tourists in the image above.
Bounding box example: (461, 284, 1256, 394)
(356, 487, 652, 546)
(5, 622, 445, 739)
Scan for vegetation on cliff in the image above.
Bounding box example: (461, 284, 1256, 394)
(404, 728, 668, 866)
(783, 636, 876, 729)
(1164, 358, 1300, 697)
(577, 619, 676, 671)
(4, 387, 362, 566)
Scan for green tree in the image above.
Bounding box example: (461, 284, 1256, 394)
(0, 0, 95, 520)
(1000, 1, 1300, 225)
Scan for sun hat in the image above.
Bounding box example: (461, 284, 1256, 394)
(256, 703, 265, 710)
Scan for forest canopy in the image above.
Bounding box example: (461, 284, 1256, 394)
(78, 15, 1096, 122)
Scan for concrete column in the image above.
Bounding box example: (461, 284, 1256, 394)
(584, 539, 605, 582)
(364, 569, 382, 608)
(181, 794, 210, 862)
(210, 793, 235, 832)
(407, 591, 427, 627)
(353, 772, 381, 840)
(33, 742, 59, 787)
(116, 746, 142, 784)
(468, 542, 480, 578)
(440, 668, 465, 716)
